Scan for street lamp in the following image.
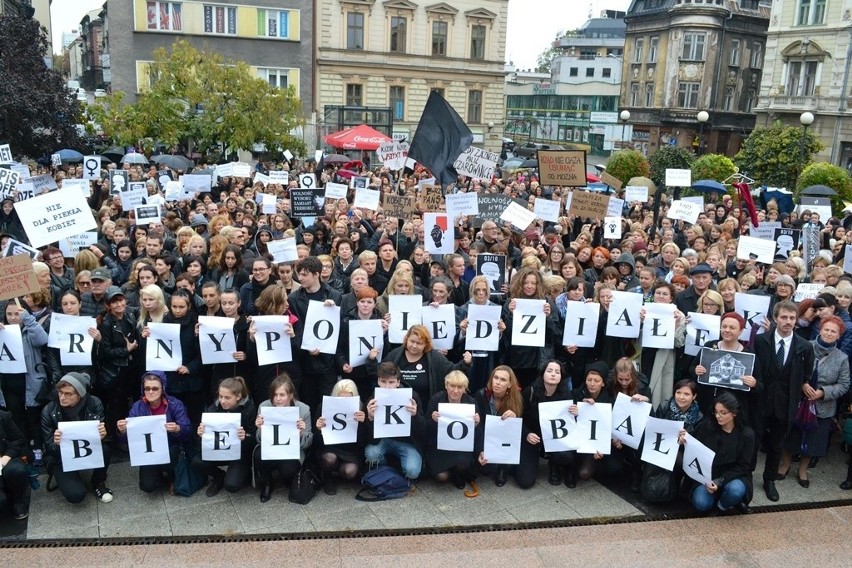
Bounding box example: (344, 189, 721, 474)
(799, 111, 815, 182)
(619, 110, 630, 150)
(696, 110, 709, 155)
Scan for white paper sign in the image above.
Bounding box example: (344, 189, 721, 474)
(794, 282, 825, 302)
(606, 291, 643, 338)
(267, 238, 298, 264)
(446, 192, 479, 218)
(736, 235, 776, 264)
(324, 182, 348, 200)
(353, 187, 381, 210)
(134, 204, 162, 225)
(82, 156, 101, 180)
(452, 146, 499, 180)
(201, 413, 241, 461)
(269, 171, 289, 184)
(685, 313, 721, 356)
(483, 415, 523, 464)
(298, 173, 317, 189)
(319, 396, 360, 445)
(665, 168, 691, 187)
(607, 197, 624, 217)
(24, 174, 58, 194)
(14, 188, 97, 248)
(421, 303, 456, 350)
(348, 319, 384, 367)
(539, 400, 578, 453)
(260, 406, 300, 461)
(232, 163, 251, 178)
(437, 403, 476, 452)
(301, 301, 340, 354)
(533, 198, 560, 222)
(844, 245, 852, 274)
(373, 387, 413, 439)
(511, 298, 546, 347)
(625, 185, 649, 203)
(682, 432, 715, 485)
(145, 322, 182, 371)
(283, 150, 294, 161)
(378, 141, 410, 170)
(641, 302, 676, 349)
(0, 144, 12, 161)
(500, 201, 536, 231)
(574, 402, 612, 455)
(181, 174, 212, 192)
(261, 193, 277, 214)
(667, 200, 702, 224)
(61, 178, 91, 196)
(464, 304, 501, 351)
(126, 415, 170, 467)
(58, 420, 104, 471)
(198, 316, 237, 364)
(51, 153, 62, 167)
(640, 417, 684, 472)
(734, 292, 770, 341)
(120, 186, 147, 211)
(50, 313, 96, 366)
(423, 212, 454, 255)
(561, 301, 600, 348)
(611, 392, 652, 450)
(0, 325, 26, 373)
(388, 295, 422, 343)
(603, 216, 622, 239)
(252, 315, 293, 366)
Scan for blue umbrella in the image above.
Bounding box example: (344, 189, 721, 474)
(692, 179, 726, 193)
(55, 148, 84, 162)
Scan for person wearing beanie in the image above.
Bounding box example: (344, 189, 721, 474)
(567, 362, 615, 484)
(40, 372, 114, 504)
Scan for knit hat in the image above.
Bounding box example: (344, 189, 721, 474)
(60, 372, 91, 397)
(190, 214, 208, 228)
(585, 361, 609, 381)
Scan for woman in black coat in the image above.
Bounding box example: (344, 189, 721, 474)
(0, 409, 31, 519)
(427, 371, 480, 496)
(44, 290, 102, 385)
(162, 290, 203, 424)
(208, 288, 252, 401)
(96, 287, 140, 439)
(569, 362, 616, 482)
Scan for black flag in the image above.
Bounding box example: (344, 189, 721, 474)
(408, 91, 474, 187)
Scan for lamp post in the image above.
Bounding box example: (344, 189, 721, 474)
(696, 110, 709, 155)
(619, 110, 630, 150)
(799, 111, 815, 183)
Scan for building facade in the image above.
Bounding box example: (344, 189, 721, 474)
(620, 0, 770, 156)
(314, 0, 508, 153)
(79, 8, 105, 90)
(755, 0, 852, 168)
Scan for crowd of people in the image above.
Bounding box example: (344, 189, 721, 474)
(0, 152, 851, 522)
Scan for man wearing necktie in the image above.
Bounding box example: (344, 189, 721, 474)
(753, 300, 815, 502)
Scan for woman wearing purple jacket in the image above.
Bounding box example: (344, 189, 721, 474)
(117, 371, 191, 493)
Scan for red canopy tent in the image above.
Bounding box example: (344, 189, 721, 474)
(323, 124, 392, 150)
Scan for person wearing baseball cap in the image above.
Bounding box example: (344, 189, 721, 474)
(81, 267, 113, 317)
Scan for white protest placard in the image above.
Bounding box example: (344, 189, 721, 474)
(423, 212, 454, 255)
(640, 417, 683, 472)
(314, 150, 323, 164)
(49, 313, 96, 366)
(533, 198, 560, 222)
(603, 216, 622, 239)
(421, 303, 456, 350)
(405, 157, 417, 170)
(572, 402, 612, 455)
(350, 176, 370, 190)
(198, 316, 237, 364)
(0, 325, 26, 373)
(260, 406, 300, 461)
(348, 319, 384, 367)
(58, 420, 104, 471)
(453, 146, 499, 180)
(319, 396, 360, 445)
(682, 195, 704, 207)
(437, 403, 476, 452)
(748, 221, 780, 241)
(266, 238, 298, 264)
(606, 290, 643, 338)
(734, 292, 770, 341)
(269, 170, 289, 184)
(445, 192, 479, 218)
(301, 301, 340, 354)
(511, 298, 546, 347)
(685, 312, 721, 356)
(2, 238, 38, 259)
(607, 198, 624, 218)
(253, 172, 270, 186)
(736, 235, 776, 264)
(251, 315, 293, 366)
(232, 163, 252, 178)
(298, 173, 316, 189)
(283, 150, 294, 161)
(261, 193, 277, 214)
(0, 144, 12, 162)
(642, 302, 676, 349)
(667, 200, 702, 224)
(120, 184, 147, 210)
(0, 168, 22, 198)
(539, 400, 577, 453)
(500, 201, 536, 231)
(14, 188, 97, 248)
(665, 168, 691, 187)
(625, 185, 649, 203)
(324, 182, 348, 201)
(353, 187, 381, 211)
(216, 163, 234, 178)
(373, 387, 413, 439)
(794, 282, 825, 302)
(682, 433, 715, 485)
(51, 153, 62, 167)
(378, 140, 409, 170)
(134, 204, 162, 226)
(611, 392, 652, 450)
(25, 174, 58, 194)
(201, 413, 241, 461)
(61, 178, 91, 196)
(145, 322, 182, 371)
(562, 301, 600, 348)
(14, 181, 35, 201)
(126, 415, 170, 467)
(181, 174, 211, 193)
(82, 156, 101, 180)
(464, 304, 501, 352)
(844, 245, 852, 274)
(483, 415, 523, 464)
(58, 231, 99, 258)
(163, 180, 182, 202)
(388, 295, 422, 344)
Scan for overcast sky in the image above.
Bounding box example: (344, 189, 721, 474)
(51, 0, 633, 69)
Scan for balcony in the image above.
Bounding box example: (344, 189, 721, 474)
(757, 95, 844, 113)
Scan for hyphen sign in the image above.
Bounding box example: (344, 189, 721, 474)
(537, 150, 587, 187)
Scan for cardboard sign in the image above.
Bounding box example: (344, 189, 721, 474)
(420, 184, 445, 211)
(452, 146, 499, 180)
(290, 189, 324, 218)
(0, 255, 40, 301)
(537, 150, 587, 187)
(665, 169, 691, 187)
(600, 171, 623, 190)
(382, 193, 417, 218)
(14, 188, 97, 248)
(568, 190, 610, 219)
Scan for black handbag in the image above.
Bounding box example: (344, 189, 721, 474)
(288, 465, 321, 505)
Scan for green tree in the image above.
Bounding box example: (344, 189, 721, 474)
(649, 146, 695, 186)
(796, 162, 852, 214)
(734, 122, 822, 189)
(89, 40, 305, 159)
(0, 13, 82, 158)
(533, 30, 571, 74)
(691, 153, 737, 183)
(605, 149, 650, 186)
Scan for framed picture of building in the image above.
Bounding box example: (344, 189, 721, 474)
(697, 348, 755, 392)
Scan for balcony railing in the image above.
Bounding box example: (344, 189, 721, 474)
(757, 95, 844, 112)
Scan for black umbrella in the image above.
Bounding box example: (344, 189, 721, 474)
(101, 147, 125, 162)
(801, 184, 838, 197)
(152, 154, 193, 170)
(519, 158, 538, 169)
(324, 154, 352, 165)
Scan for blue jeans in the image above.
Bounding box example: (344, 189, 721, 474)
(364, 439, 422, 480)
(692, 479, 747, 512)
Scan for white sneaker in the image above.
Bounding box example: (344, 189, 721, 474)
(95, 484, 113, 503)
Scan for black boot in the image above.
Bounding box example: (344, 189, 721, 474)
(563, 467, 576, 488)
(548, 461, 563, 485)
(259, 482, 273, 503)
(841, 463, 852, 490)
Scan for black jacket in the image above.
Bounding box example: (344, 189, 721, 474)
(41, 394, 105, 461)
(97, 312, 139, 388)
(694, 418, 756, 502)
(0, 410, 26, 459)
(753, 329, 815, 432)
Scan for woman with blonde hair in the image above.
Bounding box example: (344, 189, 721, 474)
(74, 249, 100, 275)
(314, 379, 367, 495)
(175, 226, 195, 257)
(376, 270, 416, 317)
(208, 214, 231, 238)
(206, 234, 230, 273)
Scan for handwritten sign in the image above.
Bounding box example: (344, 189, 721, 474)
(568, 190, 610, 219)
(382, 193, 417, 217)
(538, 150, 587, 187)
(420, 184, 445, 211)
(0, 255, 40, 301)
(665, 168, 691, 187)
(452, 146, 499, 180)
(600, 171, 623, 190)
(378, 141, 409, 170)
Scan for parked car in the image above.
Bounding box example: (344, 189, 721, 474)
(76, 89, 87, 102)
(514, 142, 565, 158)
(94, 89, 106, 98)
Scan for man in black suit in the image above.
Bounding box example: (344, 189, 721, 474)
(753, 300, 815, 502)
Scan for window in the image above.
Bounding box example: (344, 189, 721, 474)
(630, 83, 640, 106)
(468, 90, 482, 123)
(723, 87, 734, 111)
(347, 12, 364, 49)
(146, 1, 182, 31)
(390, 16, 406, 53)
(586, 68, 595, 77)
(682, 32, 706, 61)
(796, 0, 827, 25)
(729, 39, 740, 66)
(649, 37, 659, 63)
(257, 68, 290, 89)
(645, 83, 654, 107)
(745, 89, 755, 113)
(257, 9, 290, 39)
(432, 21, 448, 56)
(750, 42, 763, 68)
(602, 68, 612, 78)
(634, 38, 644, 63)
(346, 84, 362, 106)
(787, 60, 819, 96)
(390, 86, 405, 120)
(677, 81, 701, 108)
(579, 50, 596, 61)
(569, 67, 578, 77)
(204, 5, 236, 35)
(470, 25, 486, 60)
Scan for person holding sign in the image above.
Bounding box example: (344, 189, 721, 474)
(0, 409, 31, 519)
(608, 358, 653, 492)
(458, 276, 506, 393)
(208, 289, 251, 397)
(253, 374, 312, 503)
(640, 282, 687, 407)
(194, 377, 257, 497)
(247, 284, 301, 404)
(678, 392, 755, 515)
(315, 379, 367, 495)
(655, 379, 704, 489)
(567, 363, 616, 483)
(116, 371, 191, 493)
(426, 371, 480, 496)
(161, 291, 203, 424)
(40, 373, 113, 504)
(44, 290, 102, 387)
(336, 286, 389, 402)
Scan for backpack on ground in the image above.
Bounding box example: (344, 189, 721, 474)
(355, 465, 412, 501)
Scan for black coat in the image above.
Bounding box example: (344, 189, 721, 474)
(41, 394, 105, 462)
(97, 312, 139, 389)
(693, 418, 756, 503)
(0, 410, 26, 459)
(753, 329, 815, 433)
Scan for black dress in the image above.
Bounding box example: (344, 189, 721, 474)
(426, 391, 478, 475)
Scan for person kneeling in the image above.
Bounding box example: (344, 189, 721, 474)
(0, 410, 32, 519)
